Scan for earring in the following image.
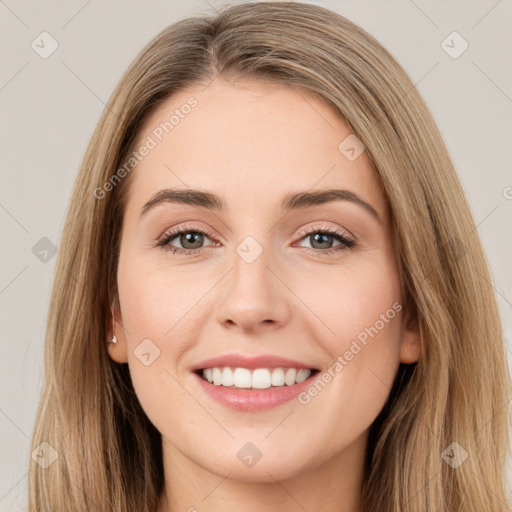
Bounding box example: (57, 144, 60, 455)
(107, 301, 118, 344)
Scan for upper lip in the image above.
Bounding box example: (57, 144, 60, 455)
(191, 354, 319, 371)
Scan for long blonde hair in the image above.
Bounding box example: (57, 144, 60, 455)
(28, 2, 511, 511)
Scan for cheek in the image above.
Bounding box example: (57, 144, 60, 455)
(291, 259, 403, 428)
(115, 253, 193, 410)
(117, 269, 201, 442)
(117, 252, 199, 342)
(296, 257, 402, 353)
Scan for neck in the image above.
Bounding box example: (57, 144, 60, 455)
(156, 431, 367, 512)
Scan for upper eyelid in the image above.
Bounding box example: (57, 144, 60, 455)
(295, 222, 354, 239)
(159, 222, 353, 245)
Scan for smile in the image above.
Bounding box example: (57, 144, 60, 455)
(198, 366, 317, 389)
(193, 366, 320, 412)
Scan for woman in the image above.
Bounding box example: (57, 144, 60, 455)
(28, 2, 511, 511)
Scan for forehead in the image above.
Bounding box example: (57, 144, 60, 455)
(125, 78, 388, 222)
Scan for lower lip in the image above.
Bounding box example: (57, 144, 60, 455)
(193, 371, 318, 412)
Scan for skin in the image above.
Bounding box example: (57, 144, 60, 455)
(107, 77, 421, 512)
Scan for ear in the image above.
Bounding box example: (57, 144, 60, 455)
(399, 308, 422, 364)
(106, 298, 129, 364)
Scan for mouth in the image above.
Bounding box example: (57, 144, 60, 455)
(194, 366, 321, 390)
(192, 366, 320, 411)
(190, 354, 322, 411)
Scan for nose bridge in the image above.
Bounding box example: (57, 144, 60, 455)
(216, 228, 291, 331)
(229, 209, 273, 274)
(231, 232, 273, 303)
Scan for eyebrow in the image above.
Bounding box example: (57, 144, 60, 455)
(140, 188, 382, 224)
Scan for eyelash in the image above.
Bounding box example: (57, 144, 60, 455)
(156, 222, 356, 257)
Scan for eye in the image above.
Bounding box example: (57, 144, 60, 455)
(156, 222, 356, 256)
(294, 224, 356, 255)
(156, 223, 218, 255)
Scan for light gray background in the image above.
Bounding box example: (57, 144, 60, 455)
(1, 0, 511, 510)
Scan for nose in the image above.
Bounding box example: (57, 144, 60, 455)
(216, 245, 292, 334)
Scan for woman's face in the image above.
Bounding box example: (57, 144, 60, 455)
(108, 78, 420, 484)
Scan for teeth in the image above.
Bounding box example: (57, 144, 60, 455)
(200, 367, 313, 389)
(222, 367, 234, 386)
(212, 367, 223, 385)
(284, 368, 296, 386)
(296, 368, 311, 383)
(233, 368, 252, 388)
(271, 368, 285, 386)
